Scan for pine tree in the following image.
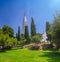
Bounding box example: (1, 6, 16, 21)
(24, 26, 29, 43)
(31, 17, 36, 36)
(17, 26, 20, 41)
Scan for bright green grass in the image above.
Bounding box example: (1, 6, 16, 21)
(0, 48, 60, 62)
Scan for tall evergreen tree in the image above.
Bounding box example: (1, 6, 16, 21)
(46, 22, 50, 32)
(17, 26, 20, 41)
(46, 22, 52, 41)
(24, 26, 29, 43)
(31, 18, 36, 36)
(52, 13, 60, 49)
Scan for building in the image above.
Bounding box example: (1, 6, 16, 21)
(22, 14, 28, 34)
(41, 31, 48, 42)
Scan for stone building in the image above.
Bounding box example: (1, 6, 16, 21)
(22, 14, 28, 34)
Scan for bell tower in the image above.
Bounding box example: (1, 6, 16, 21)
(22, 14, 28, 34)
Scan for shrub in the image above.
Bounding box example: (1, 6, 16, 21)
(30, 35, 41, 43)
(20, 38, 26, 46)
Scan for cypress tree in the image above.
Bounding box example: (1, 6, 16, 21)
(46, 22, 50, 32)
(17, 26, 20, 41)
(24, 26, 29, 43)
(46, 21, 51, 41)
(31, 17, 36, 36)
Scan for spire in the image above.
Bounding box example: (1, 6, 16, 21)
(22, 13, 28, 34)
(24, 15, 27, 26)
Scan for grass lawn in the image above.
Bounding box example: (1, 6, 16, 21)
(0, 48, 60, 62)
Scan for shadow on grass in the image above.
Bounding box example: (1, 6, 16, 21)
(39, 51, 60, 62)
(0, 50, 6, 53)
(11, 47, 23, 50)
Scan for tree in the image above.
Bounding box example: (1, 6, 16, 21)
(2, 25, 14, 37)
(24, 26, 29, 43)
(31, 35, 41, 43)
(52, 13, 60, 49)
(0, 33, 18, 50)
(6, 37, 18, 47)
(0, 34, 9, 49)
(46, 22, 50, 32)
(46, 22, 52, 41)
(0, 25, 19, 50)
(0, 29, 8, 49)
(17, 26, 20, 41)
(31, 18, 36, 36)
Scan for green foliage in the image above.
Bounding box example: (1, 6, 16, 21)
(46, 21, 52, 41)
(46, 22, 50, 32)
(52, 13, 60, 49)
(0, 34, 8, 48)
(0, 33, 18, 49)
(17, 26, 20, 41)
(31, 17, 36, 36)
(47, 29, 53, 41)
(6, 37, 18, 47)
(24, 26, 29, 43)
(2, 25, 14, 37)
(20, 38, 26, 45)
(30, 34, 42, 43)
(0, 26, 18, 50)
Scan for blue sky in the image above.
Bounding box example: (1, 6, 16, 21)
(0, 0, 60, 35)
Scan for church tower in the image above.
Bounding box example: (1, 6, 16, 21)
(22, 14, 28, 34)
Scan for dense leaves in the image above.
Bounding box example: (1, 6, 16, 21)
(2, 25, 14, 37)
(24, 26, 29, 43)
(17, 26, 20, 41)
(52, 13, 60, 49)
(30, 34, 42, 43)
(0, 25, 18, 50)
(46, 21, 52, 41)
(31, 18, 36, 36)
